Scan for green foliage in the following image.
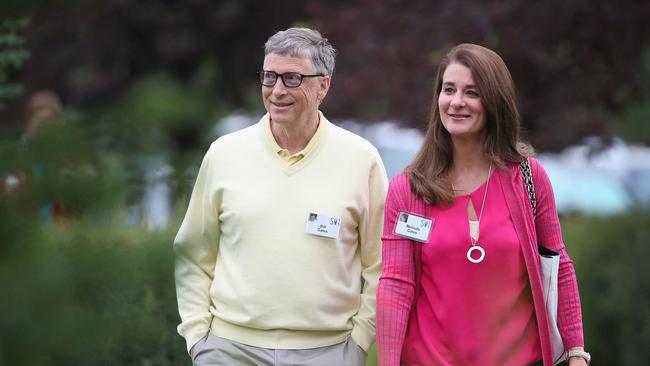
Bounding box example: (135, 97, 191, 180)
(366, 344, 377, 366)
(0, 115, 133, 220)
(0, 208, 189, 365)
(93, 73, 216, 158)
(617, 46, 650, 144)
(563, 211, 650, 365)
(0, 69, 196, 364)
(87, 72, 225, 205)
(619, 101, 650, 145)
(0, 17, 29, 108)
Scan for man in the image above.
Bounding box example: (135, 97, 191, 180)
(174, 28, 388, 365)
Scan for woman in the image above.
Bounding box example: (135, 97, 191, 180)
(376, 44, 589, 366)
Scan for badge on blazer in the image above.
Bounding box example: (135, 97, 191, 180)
(393, 211, 433, 243)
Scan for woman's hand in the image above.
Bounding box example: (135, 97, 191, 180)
(568, 356, 589, 366)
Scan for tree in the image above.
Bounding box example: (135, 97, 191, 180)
(310, 0, 650, 149)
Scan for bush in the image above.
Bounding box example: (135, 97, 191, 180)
(563, 210, 650, 365)
(0, 206, 189, 366)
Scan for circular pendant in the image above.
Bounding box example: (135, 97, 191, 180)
(467, 245, 485, 263)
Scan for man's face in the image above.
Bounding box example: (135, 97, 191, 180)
(262, 53, 330, 126)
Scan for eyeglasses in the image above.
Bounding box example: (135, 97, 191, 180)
(258, 70, 324, 88)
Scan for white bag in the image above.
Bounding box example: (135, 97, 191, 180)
(539, 245, 567, 364)
(521, 159, 567, 365)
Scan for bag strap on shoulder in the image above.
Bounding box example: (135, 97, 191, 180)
(520, 158, 537, 217)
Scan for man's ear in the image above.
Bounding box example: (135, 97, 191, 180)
(318, 75, 331, 103)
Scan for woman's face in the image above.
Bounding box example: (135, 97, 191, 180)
(438, 62, 486, 141)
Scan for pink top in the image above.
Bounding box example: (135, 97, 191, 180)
(377, 159, 584, 366)
(401, 172, 541, 365)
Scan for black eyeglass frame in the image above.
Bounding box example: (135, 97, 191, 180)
(257, 70, 325, 88)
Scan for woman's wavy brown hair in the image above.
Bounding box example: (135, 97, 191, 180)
(407, 43, 533, 205)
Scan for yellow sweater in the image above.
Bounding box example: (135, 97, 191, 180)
(174, 113, 388, 353)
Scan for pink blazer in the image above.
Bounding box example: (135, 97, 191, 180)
(376, 158, 584, 366)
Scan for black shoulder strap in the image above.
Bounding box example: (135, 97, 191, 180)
(520, 158, 537, 217)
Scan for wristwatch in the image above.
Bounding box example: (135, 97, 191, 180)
(567, 349, 591, 364)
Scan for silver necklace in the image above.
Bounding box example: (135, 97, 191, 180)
(467, 163, 493, 264)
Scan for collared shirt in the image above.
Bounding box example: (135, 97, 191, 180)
(263, 114, 325, 166)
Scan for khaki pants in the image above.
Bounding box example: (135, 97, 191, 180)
(192, 333, 367, 366)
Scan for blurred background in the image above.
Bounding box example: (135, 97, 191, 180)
(1, 1, 649, 365)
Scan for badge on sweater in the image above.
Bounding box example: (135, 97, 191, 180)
(393, 211, 433, 243)
(305, 212, 341, 239)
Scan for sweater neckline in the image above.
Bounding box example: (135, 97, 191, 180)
(260, 112, 330, 176)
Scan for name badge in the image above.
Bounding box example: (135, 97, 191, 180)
(305, 212, 342, 239)
(394, 211, 433, 243)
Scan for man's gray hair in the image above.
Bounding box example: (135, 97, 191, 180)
(264, 28, 336, 76)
